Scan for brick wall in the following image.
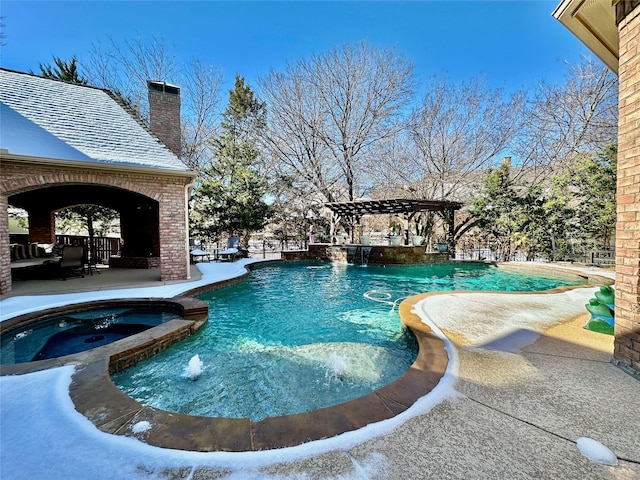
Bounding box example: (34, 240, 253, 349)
(148, 85, 181, 158)
(615, 5, 640, 376)
(28, 209, 55, 244)
(1, 161, 190, 294)
(0, 194, 10, 294)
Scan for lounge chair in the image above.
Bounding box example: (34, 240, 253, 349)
(218, 237, 241, 262)
(59, 245, 85, 280)
(190, 248, 211, 263)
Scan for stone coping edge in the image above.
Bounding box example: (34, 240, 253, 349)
(67, 298, 447, 452)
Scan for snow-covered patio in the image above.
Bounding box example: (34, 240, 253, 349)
(1, 261, 638, 479)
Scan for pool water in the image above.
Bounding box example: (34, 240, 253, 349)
(1, 307, 183, 364)
(112, 262, 586, 421)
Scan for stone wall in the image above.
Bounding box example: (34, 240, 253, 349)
(615, 4, 640, 376)
(282, 244, 450, 265)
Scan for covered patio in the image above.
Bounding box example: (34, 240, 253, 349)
(1, 265, 199, 300)
(1, 69, 195, 294)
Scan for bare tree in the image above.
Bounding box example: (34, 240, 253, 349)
(260, 65, 339, 203)
(1, 17, 7, 47)
(513, 57, 618, 183)
(260, 42, 414, 241)
(86, 36, 179, 122)
(405, 77, 525, 202)
(85, 36, 224, 171)
(180, 60, 224, 172)
(260, 41, 415, 204)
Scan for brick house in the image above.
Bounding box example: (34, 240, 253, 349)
(0, 69, 196, 294)
(554, 0, 640, 376)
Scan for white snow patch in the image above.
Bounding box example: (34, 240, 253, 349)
(576, 437, 618, 466)
(131, 421, 152, 434)
(416, 288, 597, 347)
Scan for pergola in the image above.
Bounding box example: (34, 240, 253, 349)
(324, 198, 463, 244)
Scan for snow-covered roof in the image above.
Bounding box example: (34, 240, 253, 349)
(0, 68, 191, 174)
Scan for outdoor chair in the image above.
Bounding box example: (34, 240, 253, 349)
(59, 245, 85, 280)
(190, 248, 211, 263)
(218, 236, 241, 262)
(84, 255, 101, 276)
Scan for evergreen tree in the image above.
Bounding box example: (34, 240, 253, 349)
(470, 162, 523, 261)
(470, 144, 617, 262)
(36, 56, 87, 85)
(191, 76, 272, 245)
(552, 143, 617, 250)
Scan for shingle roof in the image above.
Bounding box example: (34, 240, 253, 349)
(0, 68, 190, 174)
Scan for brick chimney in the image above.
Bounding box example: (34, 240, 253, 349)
(147, 80, 181, 157)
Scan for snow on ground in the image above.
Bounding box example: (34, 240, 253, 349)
(415, 287, 598, 349)
(1, 354, 460, 479)
(0, 262, 610, 478)
(0, 259, 254, 322)
(576, 437, 619, 466)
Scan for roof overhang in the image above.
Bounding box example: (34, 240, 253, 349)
(552, 0, 618, 73)
(325, 198, 463, 217)
(0, 151, 197, 180)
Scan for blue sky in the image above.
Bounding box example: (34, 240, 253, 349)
(1, 1, 593, 94)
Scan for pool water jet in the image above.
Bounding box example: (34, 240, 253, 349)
(185, 354, 203, 381)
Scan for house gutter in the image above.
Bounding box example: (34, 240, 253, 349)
(0, 151, 197, 180)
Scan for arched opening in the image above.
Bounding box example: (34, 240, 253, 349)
(8, 184, 160, 269)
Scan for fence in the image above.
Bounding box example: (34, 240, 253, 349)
(55, 235, 121, 263)
(589, 249, 615, 267)
(453, 244, 615, 266)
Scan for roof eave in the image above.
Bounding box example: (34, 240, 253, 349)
(0, 151, 197, 180)
(552, 0, 618, 73)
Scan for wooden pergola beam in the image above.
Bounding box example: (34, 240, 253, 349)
(324, 198, 463, 217)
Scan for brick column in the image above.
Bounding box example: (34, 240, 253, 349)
(158, 179, 189, 282)
(615, 5, 640, 376)
(28, 209, 55, 244)
(0, 194, 11, 294)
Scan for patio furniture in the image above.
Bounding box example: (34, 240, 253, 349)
(59, 245, 85, 280)
(84, 256, 101, 276)
(190, 248, 211, 263)
(218, 247, 239, 262)
(218, 237, 241, 262)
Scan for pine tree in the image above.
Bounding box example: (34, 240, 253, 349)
(36, 56, 87, 85)
(191, 76, 272, 245)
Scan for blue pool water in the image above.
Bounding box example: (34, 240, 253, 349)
(112, 262, 586, 421)
(1, 306, 182, 364)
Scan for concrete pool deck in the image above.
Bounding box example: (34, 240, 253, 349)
(1, 261, 639, 478)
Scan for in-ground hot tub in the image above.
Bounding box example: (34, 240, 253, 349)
(0, 298, 208, 368)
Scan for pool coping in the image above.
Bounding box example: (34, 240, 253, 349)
(0, 262, 614, 452)
(66, 302, 448, 452)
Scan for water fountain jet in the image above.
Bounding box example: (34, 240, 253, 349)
(186, 354, 203, 381)
(325, 352, 348, 382)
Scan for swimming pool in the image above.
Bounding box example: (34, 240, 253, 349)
(112, 262, 587, 421)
